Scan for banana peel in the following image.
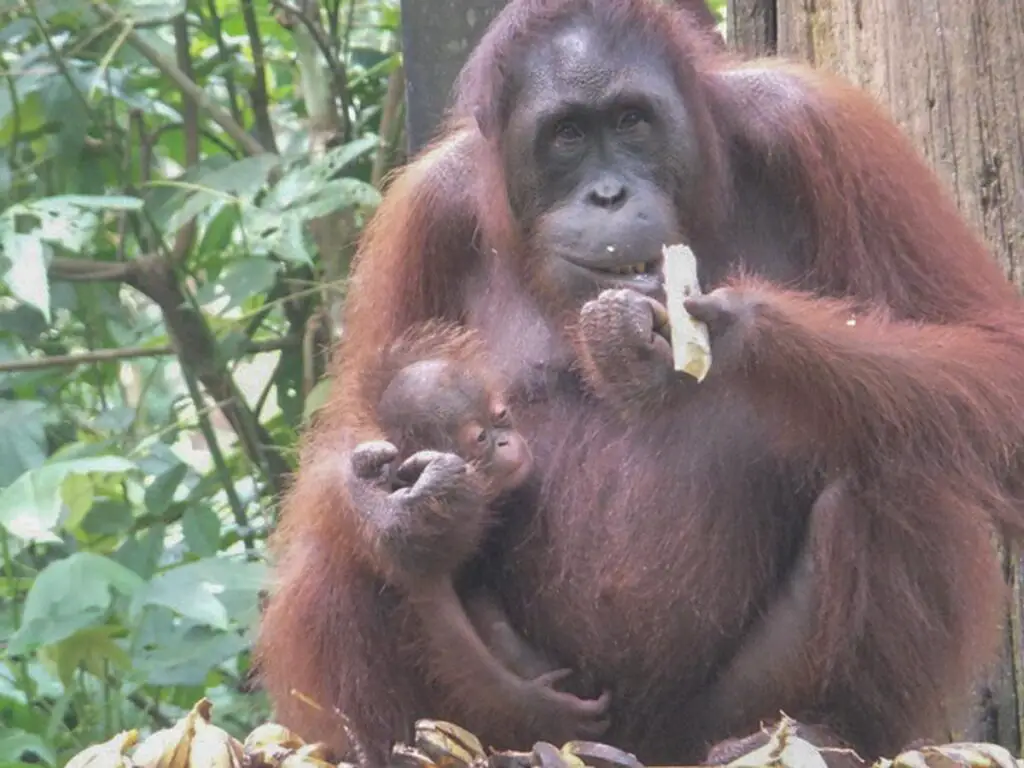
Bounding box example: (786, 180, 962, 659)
(413, 719, 486, 767)
(65, 730, 139, 768)
(131, 702, 203, 768)
(189, 699, 246, 768)
(69, 699, 248, 768)
(64, 704, 1024, 768)
(245, 723, 306, 755)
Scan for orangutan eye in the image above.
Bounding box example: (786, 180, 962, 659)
(554, 119, 584, 143)
(476, 428, 489, 444)
(493, 407, 510, 426)
(618, 108, 645, 131)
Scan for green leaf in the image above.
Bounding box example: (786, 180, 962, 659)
(144, 462, 189, 517)
(132, 624, 249, 688)
(242, 208, 311, 264)
(194, 154, 282, 197)
(44, 194, 145, 211)
(77, 499, 135, 538)
(114, 526, 165, 580)
(303, 378, 332, 421)
(182, 506, 222, 558)
(0, 91, 46, 149)
(197, 204, 240, 260)
(134, 557, 267, 631)
(0, 192, 143, 320)
(267, 136, 378, 211)
(8, 553, 145, 655)
(162, 188, 220, 237)
(0, 400, 47, 489)
(0, 18, 34, 48)
(273, 214, 313, 264)
(4, 197, 101, 253)
(0, 729, 56, 767)
(288, 178, 382, 222)
(60, 472, 94, 528)
(142, 576, 227, 629)
(0, 456, 138, 543)
(48, 626, 132, 687)
(0, 233, 51, 322)
(0, 302, 48, 341)
(196, 257, 280, 311)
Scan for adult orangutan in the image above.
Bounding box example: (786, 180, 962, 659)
(256, 0, 1024, 765)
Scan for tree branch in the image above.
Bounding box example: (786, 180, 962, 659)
(272, 0, 348, 134)
(171, 12, 199, 266)
(203, 0, 246, 129)
(372, 61, 405, 188)
(124, 256, 292, 497)
(240, 0, 280, 153)
(0, 338, 297, 374)
(89, 1, 267, 157)
(49, 258, 133, 282)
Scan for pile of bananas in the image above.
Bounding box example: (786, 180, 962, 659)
(63, 701, 1024, 768)
(390, 720, 644, 768)
(65, 698, 343, 768)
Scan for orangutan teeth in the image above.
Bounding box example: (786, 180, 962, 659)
(606, 262, 650, 275)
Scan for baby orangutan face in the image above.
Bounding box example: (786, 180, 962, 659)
(455, 398, 533, 493)
(379, 358, 534, 497)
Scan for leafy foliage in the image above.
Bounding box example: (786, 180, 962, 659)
(0, 0, 731, 764)
(0, 0, 402, 764)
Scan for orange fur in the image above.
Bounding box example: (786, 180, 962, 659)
(257, 1, 1024, 765)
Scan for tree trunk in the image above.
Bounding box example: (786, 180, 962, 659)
(400, 0, 505, 154)
(771, 0, 1024, 284)
(729, 0, 1024, 750)
(727, 0, 777, 56)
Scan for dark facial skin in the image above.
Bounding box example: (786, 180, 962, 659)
(498, 21, 700, 306)
(482, 25, 713, 412)
(382, 359, 534, 495)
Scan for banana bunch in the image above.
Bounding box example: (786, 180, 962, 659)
(244, 723, 339, 768)
(64, 706, 1024, 768)
(389, 721, 643, 768)
(64, 699, 340, 768)
(391, 720, 488, 767)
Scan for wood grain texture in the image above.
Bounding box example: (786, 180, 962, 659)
(771, 0, 1024, 284)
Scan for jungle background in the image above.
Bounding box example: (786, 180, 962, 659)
(2, 0, 1022, 766)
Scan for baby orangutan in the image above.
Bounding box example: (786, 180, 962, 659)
(348, 321, 611, 744)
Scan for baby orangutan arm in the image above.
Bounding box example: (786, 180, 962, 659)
(411, 577, 612, 744)
(463, 588, 566, 680)
(354, 444, 611, 744)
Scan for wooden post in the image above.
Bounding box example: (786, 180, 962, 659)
(727, 0, 776, 56)
(771, 0, 1024, 285)
(399, 0, 505, 154)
